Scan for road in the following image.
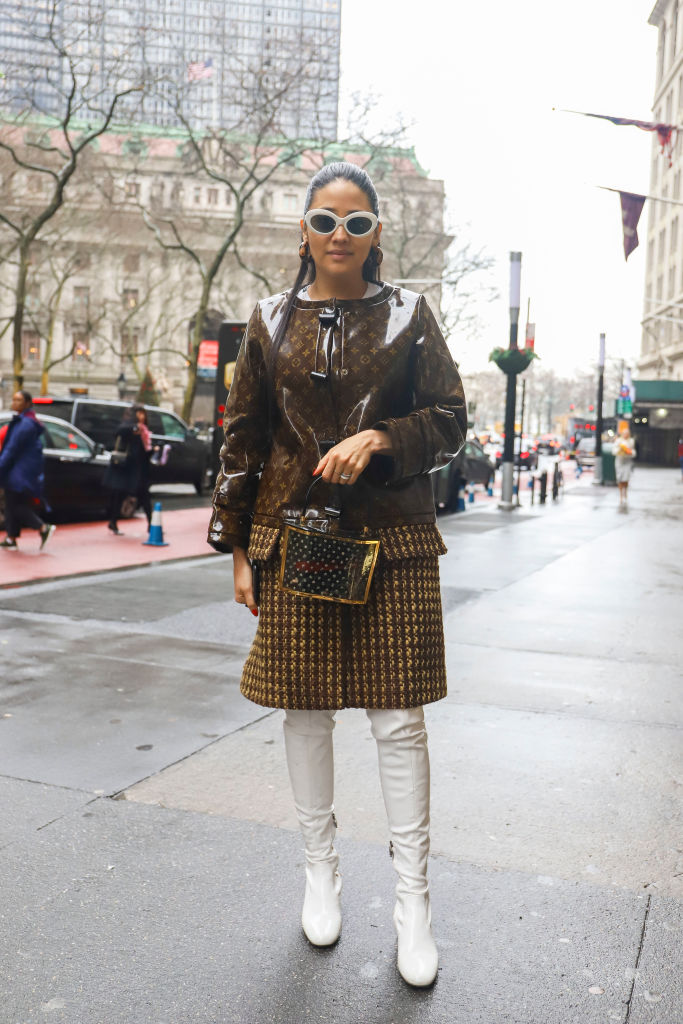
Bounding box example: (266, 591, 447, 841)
(1, 465, 681, 1023)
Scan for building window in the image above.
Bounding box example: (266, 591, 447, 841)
(675, 171, 681, 200)
(194, 187, 202, 204)
(671, 216, 678, 253)
(121, 329, 138, 366)
(207, 187, 218, 205)
(125, 180, 140, 199)
(659, 229, 666, 262)
(283, 192, 298, 211)
(122, 289, 139, 310)
(659, 21, 667, 81)
(657, 274, 663, 301)
(73, 286, 89, 317)
(22, 330, 41, 362)
(669, 265, 677, 297)
(123, 253, 140, 273)
(225, 189, 234, 206)
(72, 334, 91, 362)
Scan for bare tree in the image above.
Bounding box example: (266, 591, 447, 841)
(0, 0, 145, 388)
(137, 59, 413, 421)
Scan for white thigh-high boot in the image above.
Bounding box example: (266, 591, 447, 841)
(283, 709, 341, 946)
(367, 706, 438, 987)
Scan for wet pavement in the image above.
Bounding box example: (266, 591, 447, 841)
(1, 466, 681, 1023)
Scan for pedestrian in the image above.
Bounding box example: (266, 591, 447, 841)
(0, 390, 55, 550)
(678, 437, 683, 481)
(104, 404, 153, 534)
(614, 423, 636, 510)
(208, 162, 467, 986)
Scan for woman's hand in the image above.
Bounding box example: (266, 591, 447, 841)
(232, 545, 258, 616)
(313, 429, 392, 485)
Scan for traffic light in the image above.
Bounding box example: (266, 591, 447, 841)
(569, 403, 575, 411)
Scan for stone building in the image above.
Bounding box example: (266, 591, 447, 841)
(0, 0, 341, 140)
(640, 0, 683, 380)
(0, 125, 449, 421)
(633, 1, 683, 464)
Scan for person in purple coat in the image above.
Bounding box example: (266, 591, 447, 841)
(0, 390, 55, 550)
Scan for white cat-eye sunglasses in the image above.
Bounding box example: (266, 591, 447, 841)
(303, 209, 379, 238)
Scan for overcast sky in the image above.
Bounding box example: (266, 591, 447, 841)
(338, 0, 658, 377)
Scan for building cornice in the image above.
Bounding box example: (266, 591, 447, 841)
(649, 0, 669, 27)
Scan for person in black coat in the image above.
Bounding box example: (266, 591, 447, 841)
(0, 390, 55, 550)
(104, 405, 154, 534)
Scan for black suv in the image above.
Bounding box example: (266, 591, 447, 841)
(32, 396, 211, 493)
(432, 439, 495, 513)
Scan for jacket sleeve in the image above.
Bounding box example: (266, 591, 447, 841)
(0, 418, 28, 484)
(372, 296, 467, 482)
(207, 305, 270, 553)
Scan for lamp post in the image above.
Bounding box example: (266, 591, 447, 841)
(500, 252, 522, 509)
(117, 372, 127, 401)
(593, 333, 605, 485)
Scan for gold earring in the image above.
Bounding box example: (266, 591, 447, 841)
(374, 245, 383, 266)
(299, 240, 310, 260)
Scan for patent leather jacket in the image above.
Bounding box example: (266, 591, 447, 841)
(208, 284, 467, 552)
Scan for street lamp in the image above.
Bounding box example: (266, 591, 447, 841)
(593, 333, 605, 485)
(117, 372, 127, 401)
(500, 252, 522, 509)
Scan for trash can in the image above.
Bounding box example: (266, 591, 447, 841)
(601, 450, 616, 485)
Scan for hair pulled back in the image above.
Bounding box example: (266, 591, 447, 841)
(270, 162, 382, 364)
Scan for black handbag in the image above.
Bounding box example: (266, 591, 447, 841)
(279, 480, 380, 605)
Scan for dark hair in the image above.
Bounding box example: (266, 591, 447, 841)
(132, 403, 148, 424)
(270, 162, 382, 367)
(19, 389, 32, 406)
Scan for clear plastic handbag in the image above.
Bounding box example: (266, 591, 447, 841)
(279, 481, 380, 605)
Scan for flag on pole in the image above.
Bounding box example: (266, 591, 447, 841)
(187, 58, 214, 82)
(618, 191, 647, 261)
(558, 109, 678, 165)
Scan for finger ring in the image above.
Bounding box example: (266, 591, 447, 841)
(340, 472, 352, 480)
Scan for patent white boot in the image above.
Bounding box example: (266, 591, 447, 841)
(368, 707, 438, 987)
(283, 710, 342, 947)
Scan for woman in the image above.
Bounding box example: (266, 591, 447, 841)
(208, 162, 467, 986)
(104, 404, 153, 534)
(614, 424, 635, 510)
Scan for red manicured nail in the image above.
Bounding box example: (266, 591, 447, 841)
(251, 608, 259, 617)
(313, 468, 322, 476)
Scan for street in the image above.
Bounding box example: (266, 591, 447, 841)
(1, 466, 681, 1023)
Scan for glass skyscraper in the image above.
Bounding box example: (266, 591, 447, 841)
(0, 0, 341, 139)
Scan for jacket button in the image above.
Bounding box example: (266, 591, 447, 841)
(341, 368, 349, 376)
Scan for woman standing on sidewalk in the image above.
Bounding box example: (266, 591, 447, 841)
(614, 423, 636, 511)
(104, 404, 154, 535)
(208, 162, 467, 986)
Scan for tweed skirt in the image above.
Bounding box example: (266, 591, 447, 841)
(240, 523, 448, 710)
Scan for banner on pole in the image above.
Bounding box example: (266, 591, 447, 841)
(618, 191, 646, 260)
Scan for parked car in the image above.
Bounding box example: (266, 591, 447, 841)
(0, 412, 111, 520)
(575, 436, 596, 469)
(533, 436, 563, 456)
(493, 437, 538, 471)
(32, 396, 211, 493)
(432, 439, 495, 513)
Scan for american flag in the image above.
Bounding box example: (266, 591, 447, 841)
(187, 59, 214, 82)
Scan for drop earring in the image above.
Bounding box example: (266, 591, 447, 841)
(299, 240, 310, 260)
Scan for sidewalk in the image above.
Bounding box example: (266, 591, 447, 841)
(1, 466, 681, 1023)
(0, 506, 216, 588)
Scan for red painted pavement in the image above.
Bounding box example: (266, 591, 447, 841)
(0, 507, 219, 589)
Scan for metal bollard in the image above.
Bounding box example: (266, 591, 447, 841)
(539, 470, 548, 504)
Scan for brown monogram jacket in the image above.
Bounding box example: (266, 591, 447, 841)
(208, 284, 467, 553)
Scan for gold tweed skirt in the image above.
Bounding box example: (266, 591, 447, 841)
(240, 523, 448, 710)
